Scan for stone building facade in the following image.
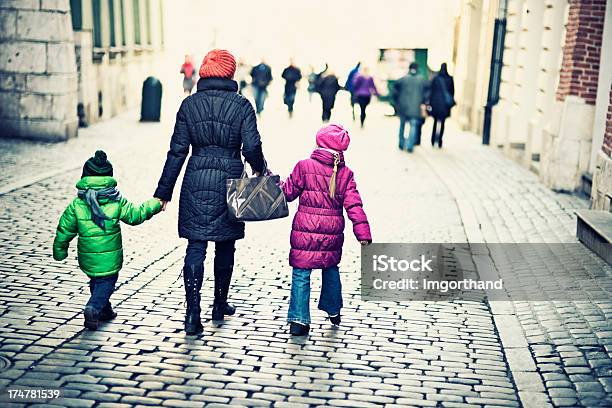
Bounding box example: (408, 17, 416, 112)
(71, 0, 165, 126)
(455, 0, 611, 203)
(0, 0, 164, 141)
(0, 0, 79, 141)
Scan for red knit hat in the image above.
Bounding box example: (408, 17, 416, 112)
(199, 49, 236, 79)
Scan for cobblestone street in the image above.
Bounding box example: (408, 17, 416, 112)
(0, 93, 611, 408)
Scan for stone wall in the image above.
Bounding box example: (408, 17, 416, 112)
(592, 85, 612, 210)
(539, 0, 607, 192)
(0, 0, 78, 141)
(601, 83, 612, 157)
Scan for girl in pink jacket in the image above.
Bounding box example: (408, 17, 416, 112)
(282, 124, 372, 336)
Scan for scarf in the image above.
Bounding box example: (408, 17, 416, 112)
(77, 187, 122, 230)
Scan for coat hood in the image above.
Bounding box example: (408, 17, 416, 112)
(76, 176, 117, 190)
(315, 123, 350, 152)
(311, 148, 345, 167)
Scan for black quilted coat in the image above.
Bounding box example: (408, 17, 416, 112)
(154, 78, 266, 241)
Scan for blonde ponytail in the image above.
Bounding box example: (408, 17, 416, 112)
(329, 153, 340, 198)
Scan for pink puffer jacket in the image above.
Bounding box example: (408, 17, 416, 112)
(282, 126, 371, 269)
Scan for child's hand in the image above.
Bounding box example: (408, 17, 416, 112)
(360, 240, 371, 246)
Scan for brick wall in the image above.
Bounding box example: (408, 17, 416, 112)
(556, 0, 607, 105)
(603, 84, 612, 157)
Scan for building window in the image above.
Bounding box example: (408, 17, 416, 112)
(145, 0, 152, 45)
(108, 0, 116, 47)
(133, 0, 141, 45)
(70, 0, 82, 30)
(92, 0, 102, 47)
(120, 0, 127, 46)
(159, 0, 164, 46)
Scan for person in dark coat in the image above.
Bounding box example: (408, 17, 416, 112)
(281, 59, 302, 117)
(250, 59, 273, 114)
(344, 62, 361, 120)
(154, 49, 266, 335)
(428, 63, 455, 148)
(392, 62, 429, 152)
(317, 69, 341, 122)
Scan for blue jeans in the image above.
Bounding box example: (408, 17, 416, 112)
(86, 274, 118, 312)
(399, 117, 421, 152)
(252, 86, 267, 113)
(287, 266, 343, 325)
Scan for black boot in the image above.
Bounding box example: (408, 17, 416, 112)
(99, 303, 117, 322)
(289, 322, 310, 336)
(211, 266, 236, 321)
(183, 264, 204, 335)
(328, 313, 341, 326)
(83, 305, 99, 330)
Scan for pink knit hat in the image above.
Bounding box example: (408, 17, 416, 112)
(199, 49, 237, 79)
(315, 123, 351, 152)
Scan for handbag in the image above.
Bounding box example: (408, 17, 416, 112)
(226, 162, 289, 222)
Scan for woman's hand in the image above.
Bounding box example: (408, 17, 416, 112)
(360, 240, 371, 246)
(155, 197, 168, 211)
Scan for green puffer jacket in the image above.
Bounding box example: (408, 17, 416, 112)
(53, 176, 162, 277)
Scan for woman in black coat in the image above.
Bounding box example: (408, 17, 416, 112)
(428, 63, 455, 148)
(154, 50, 266, 335)
(317, 69, 341, 122)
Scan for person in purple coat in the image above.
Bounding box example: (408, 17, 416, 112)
(281, 124, 372, 336)
(351, 66, 379, 128)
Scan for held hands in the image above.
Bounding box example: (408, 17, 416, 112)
(155, 197, 168, 211)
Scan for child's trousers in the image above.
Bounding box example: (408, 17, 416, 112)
(287, 266, 343, 325)
(86, 274, 118, 312)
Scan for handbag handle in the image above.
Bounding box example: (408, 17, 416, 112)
(241, 158, 268, 178)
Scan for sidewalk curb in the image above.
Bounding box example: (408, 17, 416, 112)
(473, 253, 552, 408)
(0, 165, 80, 196)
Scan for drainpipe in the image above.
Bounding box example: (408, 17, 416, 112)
(482, 0, 508, 145)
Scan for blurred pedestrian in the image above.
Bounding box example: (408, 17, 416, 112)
(428, 63, 455, 148)
(351, 66, 379, 128)
(282, 59, 302, 117)
(180, 55, 196, 95)
(281, 124, 372, 336)
(235, 57, 250, 95)
(317, 69, 341, 122)
(250, 58, 273, 114)
(392, 62, 429, 152)
(344, 62, 361, 120)
(308, 64, 328, 103)
(53, 150, 162, 330)
(154, 49, 267, 335)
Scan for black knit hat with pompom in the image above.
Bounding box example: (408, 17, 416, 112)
(82, 150, 113, 177)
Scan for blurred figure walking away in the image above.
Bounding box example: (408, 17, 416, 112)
(317, 69, 341, 122)
(308, 64, 328, 103)
(351, 66, 379, 128)
(344, 62, 361, 120)
(180, 55, 196, 96)
(250, 58, 273, 114)
(428, 63, 455, 148)
(235, 58, 250, 95)
(282, 59, 302, 117)
(392, 62, 429, 152)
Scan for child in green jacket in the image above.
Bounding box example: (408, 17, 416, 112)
(53, 150, 162, 330)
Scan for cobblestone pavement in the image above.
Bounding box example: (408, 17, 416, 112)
(0, 91, 610, 407)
